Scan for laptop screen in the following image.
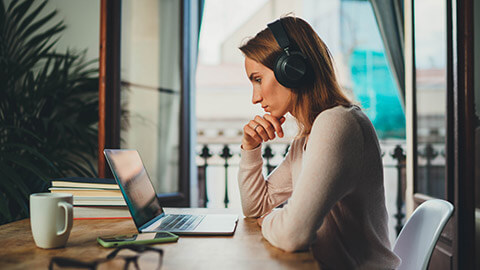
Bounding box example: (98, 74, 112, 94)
(104, 149, 164, 228)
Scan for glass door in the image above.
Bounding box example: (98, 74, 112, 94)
(411, 0, 453, 269)
(120, 0, 182, 195)
(98, 0, 201, 206)
(413, 0, 447, 199)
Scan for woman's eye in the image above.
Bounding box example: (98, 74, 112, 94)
(254, 78, 261, 83)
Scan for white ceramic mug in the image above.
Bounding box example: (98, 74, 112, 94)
(29, 193, 73, 249)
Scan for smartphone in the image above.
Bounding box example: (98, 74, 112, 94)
(97, 232, 179, 248)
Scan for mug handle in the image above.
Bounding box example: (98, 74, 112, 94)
(57, 201, 73, 236)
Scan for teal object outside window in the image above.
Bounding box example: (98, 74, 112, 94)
(349, 49, 406, 139)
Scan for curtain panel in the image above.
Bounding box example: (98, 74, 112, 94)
(370, 0, 405, 107)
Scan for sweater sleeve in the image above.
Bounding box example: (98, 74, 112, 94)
(237, 143, 295, 218)
(261, 109, 364, 252)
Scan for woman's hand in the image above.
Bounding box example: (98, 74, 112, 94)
(257, 210, 273, 227)
(242, 114, 286, 150)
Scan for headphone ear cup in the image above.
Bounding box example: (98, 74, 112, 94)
(273, 52, 308, 89)
(273, 53, 291, 88)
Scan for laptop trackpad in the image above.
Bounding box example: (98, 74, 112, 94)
(194, 214, 238, 234)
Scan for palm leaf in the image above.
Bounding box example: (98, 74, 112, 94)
(3, 142, 58, 171)
(0, 153, 50, 181)
(8, 0, 33, 26)
(0, 1, 5, 27)
(16, 0, 47, 37)
(0, 193, 12, 222)
(0, 162, 35, 213)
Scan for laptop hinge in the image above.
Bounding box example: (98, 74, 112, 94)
(139, 212, 166, 231)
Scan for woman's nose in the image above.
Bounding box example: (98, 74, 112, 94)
(252, 88, 262, 104)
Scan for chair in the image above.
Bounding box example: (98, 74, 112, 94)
(393, 199, 454, 270)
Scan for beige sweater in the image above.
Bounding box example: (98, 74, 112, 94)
(238, 106, 401, 269)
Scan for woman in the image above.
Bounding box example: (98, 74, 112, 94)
(237, 16, 401, 269)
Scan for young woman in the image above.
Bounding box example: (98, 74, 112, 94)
(237, 16, 401, 269)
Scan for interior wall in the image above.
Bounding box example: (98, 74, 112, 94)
(39, 0, 100, 65)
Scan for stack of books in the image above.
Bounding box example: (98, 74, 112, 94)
(49, 177, 131, 220)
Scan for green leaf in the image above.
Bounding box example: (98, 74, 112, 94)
(2, 126, 43, 141)
(0, 192, 13, 221)
(0, 166, 30, 198)
(0, 1, 5, 27)
(20, 10, 62, 43)
(0, 164, 30, 212)
(3, 142, 57, 172)
(9, 0, 33, 26)
(17, 0, 47, 38)
(68, 152, 97, 177)
(0, 153, 50, 181)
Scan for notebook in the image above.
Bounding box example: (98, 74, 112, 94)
(104, 149, 238, 235)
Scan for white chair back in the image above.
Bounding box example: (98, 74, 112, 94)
(393, 199, 454, 270)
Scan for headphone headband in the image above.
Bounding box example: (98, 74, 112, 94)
(267, 20, 290, 51)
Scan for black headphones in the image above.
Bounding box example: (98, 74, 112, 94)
(267, 19, 309, 89)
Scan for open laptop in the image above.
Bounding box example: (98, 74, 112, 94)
(104, 149, 238, 235)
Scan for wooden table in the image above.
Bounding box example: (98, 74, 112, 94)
(0, 208, 318, 269)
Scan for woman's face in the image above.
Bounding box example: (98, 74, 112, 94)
(244, 57, 293, 118)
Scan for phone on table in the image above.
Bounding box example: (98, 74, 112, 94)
(97, 232, 179, 248)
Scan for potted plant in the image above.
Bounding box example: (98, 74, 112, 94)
(0, 0, 99, 224)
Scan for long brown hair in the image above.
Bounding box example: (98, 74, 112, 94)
(239, 15, 352, 137)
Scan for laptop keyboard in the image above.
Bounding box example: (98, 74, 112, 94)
(157, 214, 205, 231)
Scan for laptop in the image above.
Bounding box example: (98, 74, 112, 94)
(104, 149, 238, 235)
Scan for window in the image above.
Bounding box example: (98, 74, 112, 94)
(413, 0, 447, 198)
